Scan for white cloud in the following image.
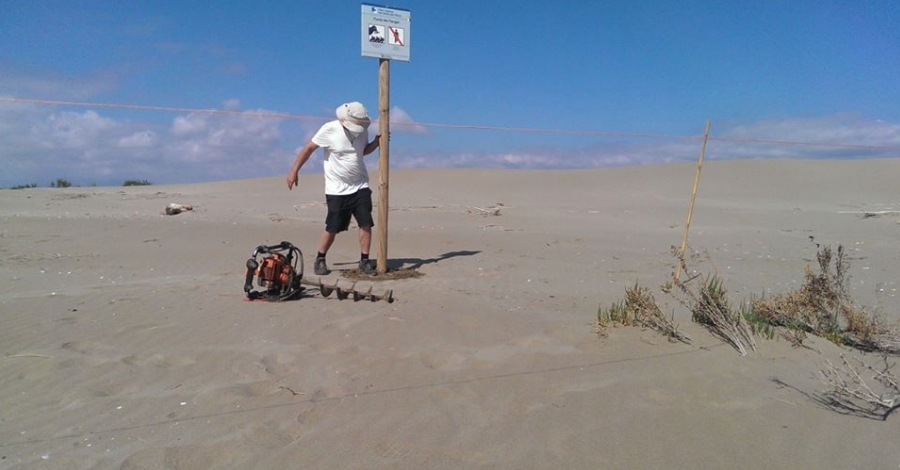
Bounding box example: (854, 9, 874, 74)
(369, 106, 428, 135)
(118, 130, 158, 148)
(161, 110, 286, 179)
(388, 106, 429, 134)
(171, 113, 208, 136)
(390, 114, 900, 170)
(41, 110, 118, 149)
(712, 114, 900, 159)
(722, 114, 900, 144)
(0, 103, 296, 186)
(2, 103, 898, 188)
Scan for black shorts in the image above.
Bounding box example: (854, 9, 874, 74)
(324, 187, 374, 233)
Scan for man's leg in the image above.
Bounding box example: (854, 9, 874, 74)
(318, 230, 336, 255)
(358, 226, 372, 256)
(357, 226, 376, 274)
(315, 230, 337, 275)
(351, 188, 376, 275)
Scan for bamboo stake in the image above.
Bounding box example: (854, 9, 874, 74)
(675, 120, 711, 283)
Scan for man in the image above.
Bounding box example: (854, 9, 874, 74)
(286, 101, 381, 275)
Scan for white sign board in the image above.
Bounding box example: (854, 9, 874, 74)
(361, 3, 411, 62)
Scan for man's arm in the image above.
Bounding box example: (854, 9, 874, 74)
(286, 141, 319, 190)
(363, 135, 382, 156)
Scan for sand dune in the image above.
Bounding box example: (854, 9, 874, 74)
(1, 159, 898, 469)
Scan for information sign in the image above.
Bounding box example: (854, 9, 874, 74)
(361, 3, 411, 62)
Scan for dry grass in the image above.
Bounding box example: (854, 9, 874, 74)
(663, 246, 756, 355)
(598, 281, 691, 345)
(841, 308, 900, 354)
(600, 242, 898, 360)
(674, 273, 756, 356)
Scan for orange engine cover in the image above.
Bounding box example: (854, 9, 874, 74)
(257, 254, 291, 287)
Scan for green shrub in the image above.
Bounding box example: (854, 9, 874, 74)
(50, 178, 72, 188)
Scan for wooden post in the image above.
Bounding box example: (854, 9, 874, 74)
(675, 120, 711, 283)
(376, 58, 390, 275)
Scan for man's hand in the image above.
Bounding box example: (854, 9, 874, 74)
(287, 173, 298, 190)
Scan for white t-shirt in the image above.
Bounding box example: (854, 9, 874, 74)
(311, 120, 370, 196)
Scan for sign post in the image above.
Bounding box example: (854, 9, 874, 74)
(361, 3, 410, 275)
(377, 59, 390, 275)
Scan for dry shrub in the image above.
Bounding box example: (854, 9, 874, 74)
(749, 244, 900, 353)
(842, 309, 900, 354)
(751, 245, 847, 338)
(818, 354, 900, 420)
(598, 281, 691, 344)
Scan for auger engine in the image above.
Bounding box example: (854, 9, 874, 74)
(244, 241, 304, 301)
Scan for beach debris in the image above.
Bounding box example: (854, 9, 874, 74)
(165, 203, 193, 215)
(5, 353, 54, 359)
(279, 385, 306, 396)
(467, 202, 504, 216)
(837, 210, 900, 219)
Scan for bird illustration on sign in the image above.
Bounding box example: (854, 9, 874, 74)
(368, 24, 385, 43)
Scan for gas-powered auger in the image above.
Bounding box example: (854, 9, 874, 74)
(244, 241, 304, 301)
(243, 241, 393, 303)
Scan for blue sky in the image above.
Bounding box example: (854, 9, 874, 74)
(1, 0, 899, 186)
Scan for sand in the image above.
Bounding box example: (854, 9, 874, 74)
(1, 158, 899, 469)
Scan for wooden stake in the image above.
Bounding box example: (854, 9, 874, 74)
(675, 120, 711, 283)
(376, 59, 390, 275)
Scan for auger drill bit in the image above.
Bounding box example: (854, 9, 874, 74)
(299, 278, 394, 303)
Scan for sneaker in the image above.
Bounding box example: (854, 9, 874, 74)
(359, 259, 376, 275)
(314, 257, 330, 276)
